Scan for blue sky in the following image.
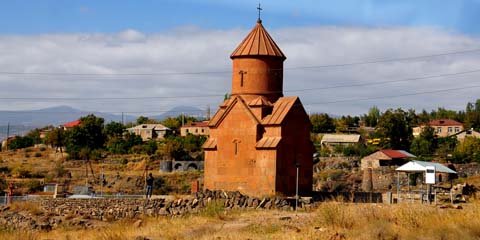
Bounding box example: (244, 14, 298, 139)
(1, 0, 479, 35)
(0, 1, 480, 116)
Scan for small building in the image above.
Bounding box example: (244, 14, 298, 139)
(453, 128, 480, 142)
(413, 119, 463, 138)
(180, 121, 209, 136)
(62, 120, 81, 130)
(127, 124, 170, 141)
(361, 150, 415, 170)
(320, 134, 362, 149)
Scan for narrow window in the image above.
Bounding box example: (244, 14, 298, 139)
(235, 142, 238, 155)
(239, 70, 247, 87)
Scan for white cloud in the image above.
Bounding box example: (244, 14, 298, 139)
(0, 25, 479, 117)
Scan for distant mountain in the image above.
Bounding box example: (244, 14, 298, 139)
(150, 106, 206, 120)
(0, 106, 136, 127)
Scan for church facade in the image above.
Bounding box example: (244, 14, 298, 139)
(203, 19, 313, 196)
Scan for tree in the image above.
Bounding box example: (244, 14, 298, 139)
(8, 136, 34, 150)
(45, 128, 65, 152)
(362, 106, 380, 127)
(64, 114, 106, 159)
(310, 113, 336, 133)
(453, 137, 480, 163)
(465, 99, 480, 130)
(410, 126, 437, 157)
(105, 121, 125, 138)
(375, 108, 413, 150)
(136, 116, 156, 125)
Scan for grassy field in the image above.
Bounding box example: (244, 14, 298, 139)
(1, 200, 479, 240)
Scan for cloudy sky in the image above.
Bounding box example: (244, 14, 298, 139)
(1, 0, 480, 117)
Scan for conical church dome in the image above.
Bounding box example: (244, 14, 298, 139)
(230, 20, 286, 60)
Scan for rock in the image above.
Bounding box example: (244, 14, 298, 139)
(133, 219, 143, 228)
(280, 216, 292, 221)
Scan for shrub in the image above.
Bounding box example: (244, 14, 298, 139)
(34, 152, 42, 158)
(39, 146, 47, 151)
(25, 180, 42, 193)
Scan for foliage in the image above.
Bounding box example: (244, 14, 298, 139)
(410, 126, 437, 157)
(335, 115, 359, 132)
(25, 128, 43, 145)
(0, 176, 7, 191)
(143, 140, 158, 155)
(7, 136, 34, 150)
(25, 180, 42, 193)
(310, 113, 336, 133)
(453, 137, 480, 163)
(104, 121, 126, 138)
(45, 127, 66, 151)
(465, 99, 480, 130)
(65, 114, 106, 159)
(136, 116, 157, 125)
(375, 108, 413, 150)
(362, 106, 381, 127)
(159, 134, 206, 160)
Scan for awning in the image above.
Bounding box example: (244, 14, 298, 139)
(396, 160, 456, 174)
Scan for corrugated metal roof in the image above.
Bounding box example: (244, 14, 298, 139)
(321, 134, 361, 143)
(256, 137, 281, 149)
(262, 97, 297, 125)
(230, 20, 286, 60)
(396, 160, 456, 173)
(182, 121, 209, 128)
(202, 138, 217, 150)
(380, 150, 415, 159)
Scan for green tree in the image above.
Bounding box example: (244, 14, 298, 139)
(310, 113, 336, 133)
(136, 116, 156, 125)
(143, 140, 158, 155)
(45, 128, 66, 152)
(453, 137, 480, 163)
(362, 106, 380, 127)
(410, 126, 437, 157)
(375, 108, 413, 150)
(8, 136, 34, 150)
(464, 99, 480, 130)
(64, 114, 106, 159)
(105, 121, 126, 138)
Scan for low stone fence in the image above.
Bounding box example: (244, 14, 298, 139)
(0, 190, 384, 230)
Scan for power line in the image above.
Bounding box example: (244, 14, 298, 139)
(1, 68, 479, 101)
(304, 84, 480, 106)
(0, 48, 479, 76)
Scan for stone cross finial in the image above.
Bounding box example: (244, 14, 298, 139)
(257, 3, 263, 23)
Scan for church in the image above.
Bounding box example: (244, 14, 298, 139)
(203, 16, 313, 196)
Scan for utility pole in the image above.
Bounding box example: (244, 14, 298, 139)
(6, 122, 10, 151)
(207, 105, 211, 120)
(121, 112, 124, 125)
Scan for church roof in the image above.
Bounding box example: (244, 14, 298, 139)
(262, 96, 298, 125)
(230, 20, 286, 60)
(256, 137, 281, 149)
(248, 96, 273, 107)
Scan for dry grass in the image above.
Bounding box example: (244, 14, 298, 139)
(0, 201, 479, 240)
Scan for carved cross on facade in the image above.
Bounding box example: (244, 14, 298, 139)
(239, 70, 247, 87)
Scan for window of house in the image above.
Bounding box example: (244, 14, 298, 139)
(186, 129, 189, 133)
(437, 127, 442, 133)
(455, 127, 460, 132)
(201, 129, 204, 133)
(195, 129, 198, 133)
(448, 127, 452, 133)
(146, 130, 151, 134)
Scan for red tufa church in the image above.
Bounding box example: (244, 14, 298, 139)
(203, 18, 313, 196)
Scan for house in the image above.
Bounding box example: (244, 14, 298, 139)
(361, 150, 415, 170)
(413, 119, 463, 138)
(203, 18, 313, 196)
(180, 121, 209, 136)
(62, 120, 81, 130)
(320, 134, 362, 149)
(453, 128, 480, 142)
(127, 124, 170, 141)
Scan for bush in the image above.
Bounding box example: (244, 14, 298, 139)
(34, 152, 42, 158)
(25, 180, 42, 193)
(39, 146, 47, 151)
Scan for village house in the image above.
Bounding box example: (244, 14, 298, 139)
(127, 124, 170, 141)
(180, 121, 209, 137)
(413, 119, 463, 138)
(360, 150, 415, 170)
(61, 120, 81, 131)
(320, 134, 362, 149)
(453, 128, 480, 142)
(203, 17, 313, 196)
